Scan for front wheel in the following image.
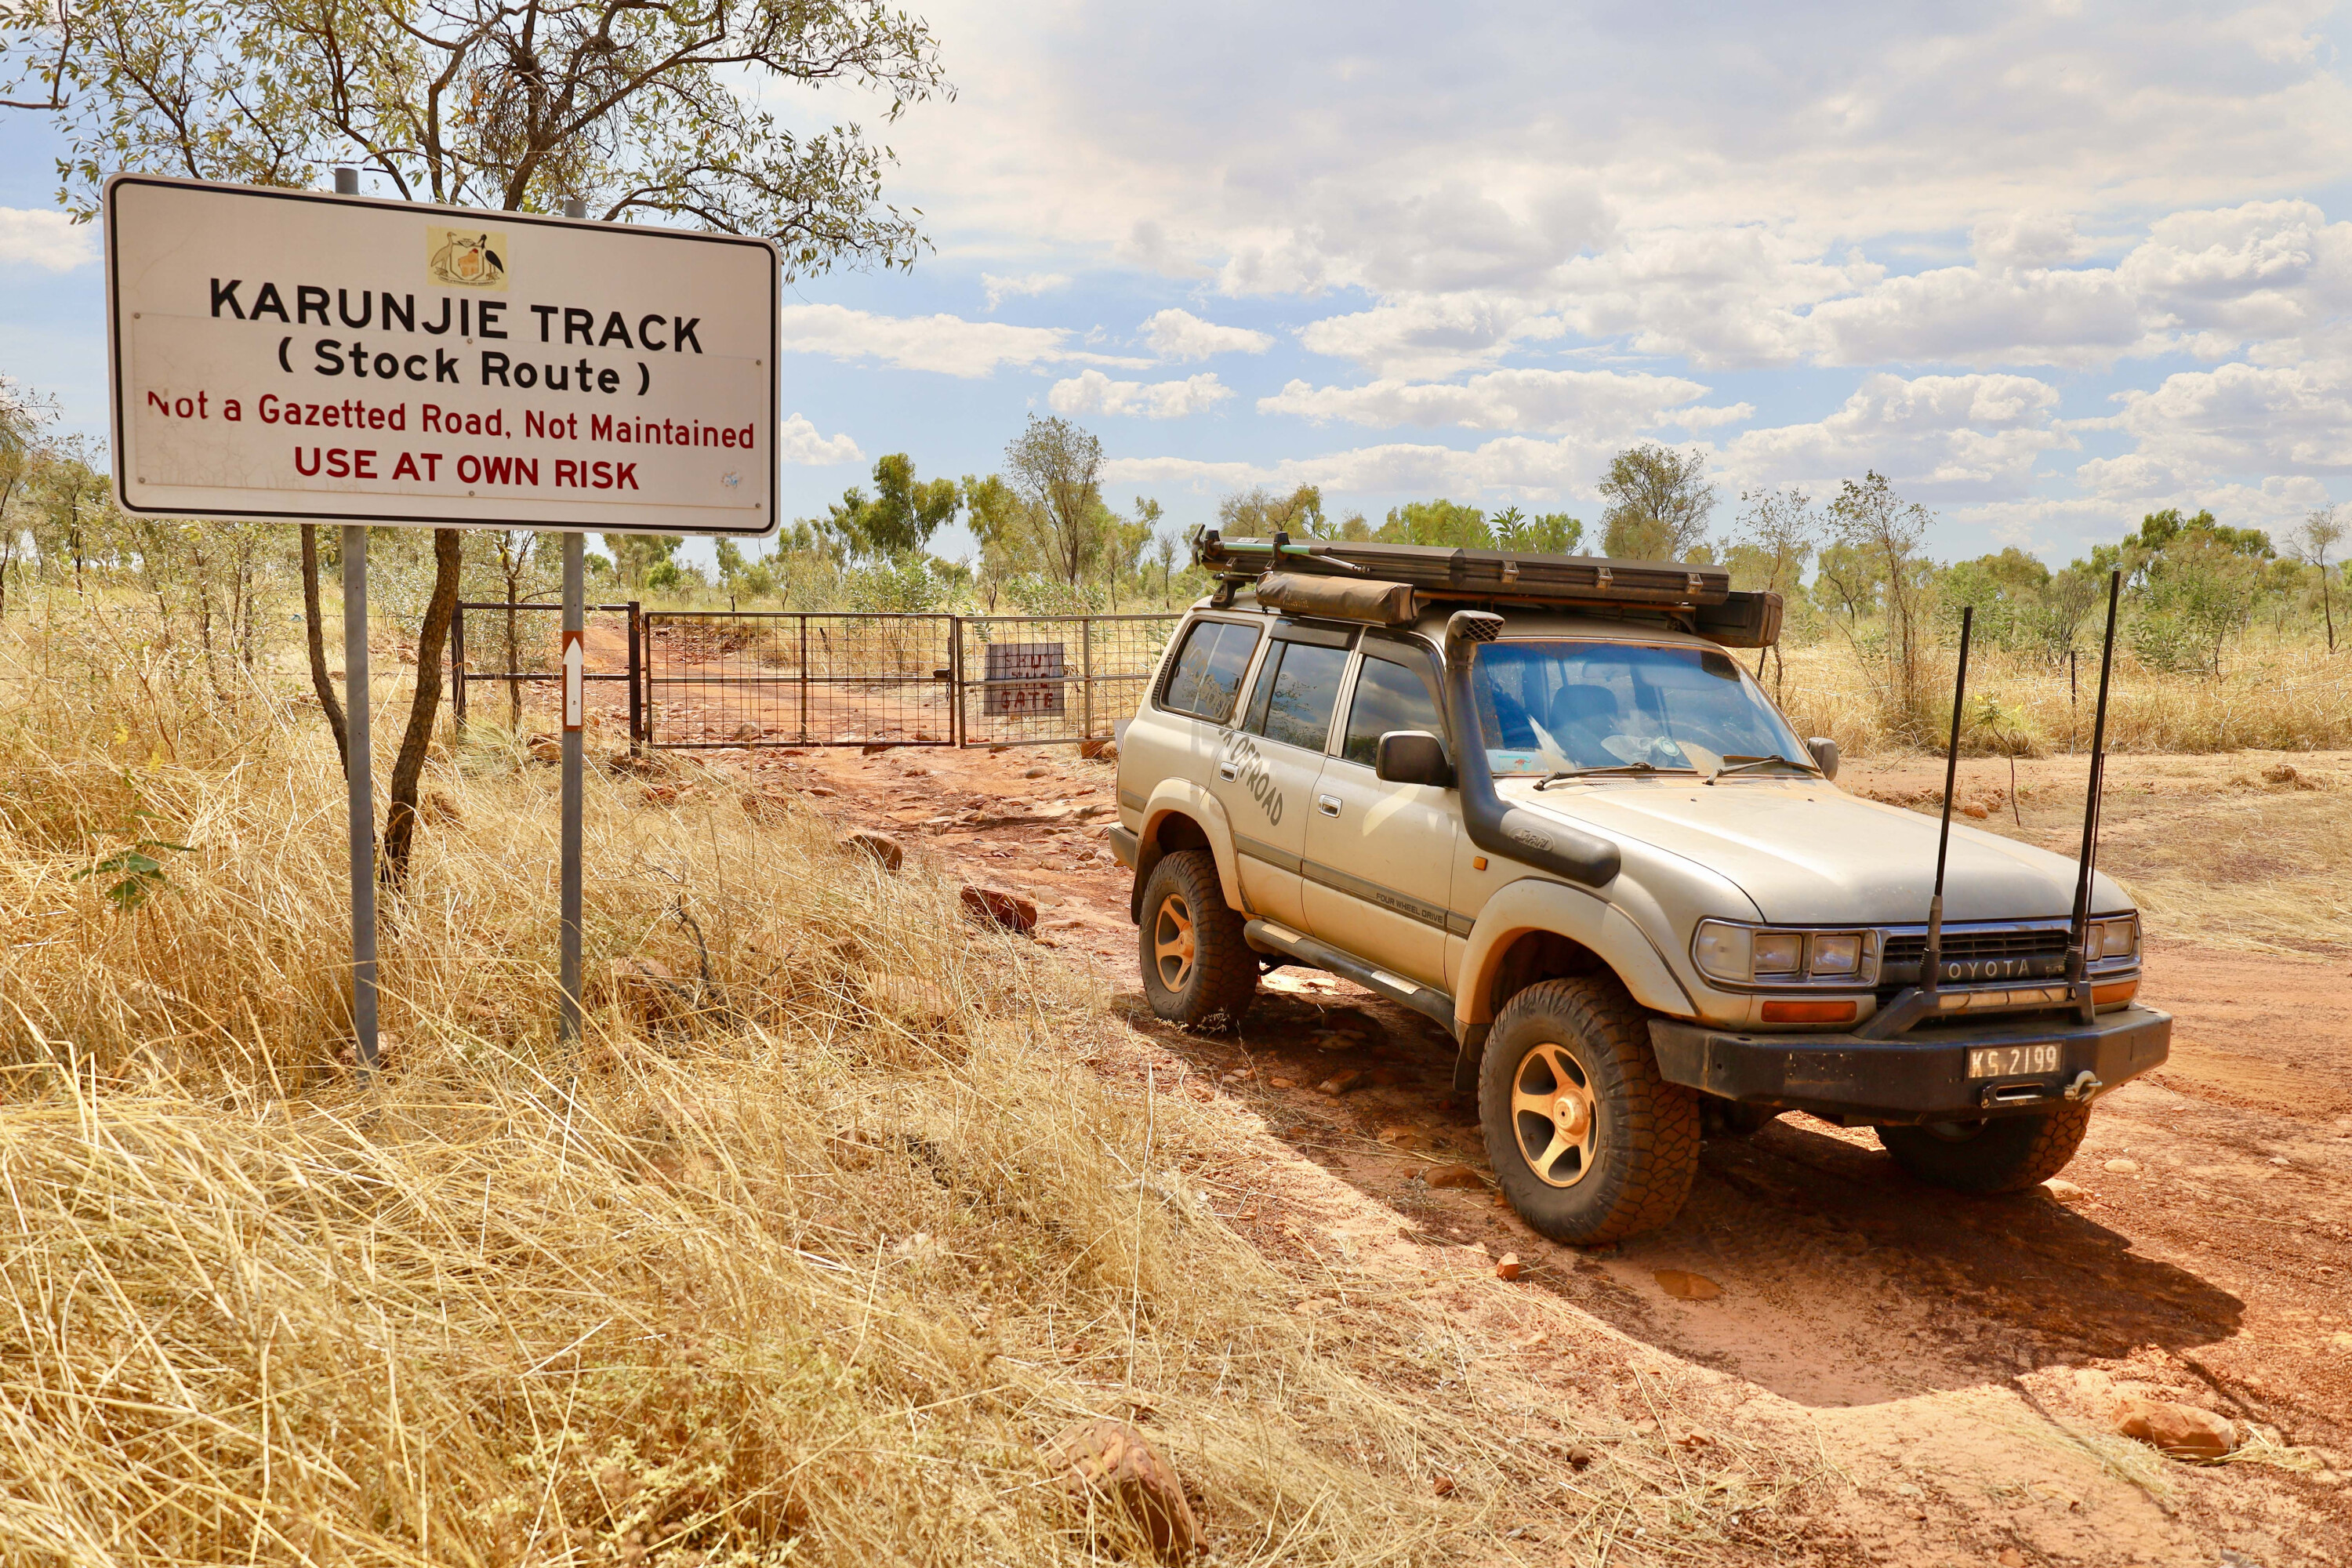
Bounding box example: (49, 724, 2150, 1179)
(1479, 978, 1701, 1244)
(1136, 849, 1258, 1028)
(1875, 1102, 2092, 1194)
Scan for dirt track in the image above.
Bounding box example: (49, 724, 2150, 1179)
(667, 735, 2349, 1563)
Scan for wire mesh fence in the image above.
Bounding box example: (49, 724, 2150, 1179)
(452, 601, 641, 739)
(956, 614, 1180, 747)
(641, 612, 960, 748)
(455, 608, 1181, 750)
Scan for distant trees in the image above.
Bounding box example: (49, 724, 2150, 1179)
(825, 454, 962, 562)
(1820, 472, 1937, 740)
(2290, 506, 2341, 653)
(1597, 444, 1715, 561)
(1005, 415, 1107, 588)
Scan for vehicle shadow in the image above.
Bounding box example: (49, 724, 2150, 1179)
(1116, 979, 2244, 1410)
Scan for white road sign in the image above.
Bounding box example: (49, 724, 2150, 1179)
(105, 174, 780, 536)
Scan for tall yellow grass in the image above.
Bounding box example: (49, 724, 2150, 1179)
(1766, 637, 2352, 757)
(0, 604, 1798, 1563)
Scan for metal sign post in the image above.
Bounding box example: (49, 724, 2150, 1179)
(560, 533, 585, 1044)
(102, 171, 780, 1054)
(343, 522, 379, 1069)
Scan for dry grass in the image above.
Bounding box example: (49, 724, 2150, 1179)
(1766, 636, 2352, 758)
(1838, 751, 2352, 955)
(0, 604, 1815, 1563)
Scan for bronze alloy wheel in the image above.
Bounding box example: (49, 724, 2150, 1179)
(1151, 891, 1198, 993)
(1135, 848, 1258, 1028)
(1511, 1040, 1601, 1188)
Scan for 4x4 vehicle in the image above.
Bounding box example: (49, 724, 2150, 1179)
(1111, 535, 2170, 1243)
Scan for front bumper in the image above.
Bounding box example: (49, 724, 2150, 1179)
(1648, 1004, 2171, 1124)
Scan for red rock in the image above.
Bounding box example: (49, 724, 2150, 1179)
(960, 884, 1037, 935)
(1431, 1475, 1455, 1497)
(840, 830, 906, 873)
(1653, 1269, 1722, 1301)
(1044, 1419, 1200, 1561)
(1422, 1163, 1484, 1189)
(2113, 1397, 2235, 1460)
(1316, 1069, 1365, 1096)
(1494, 1253, 1524, 1280)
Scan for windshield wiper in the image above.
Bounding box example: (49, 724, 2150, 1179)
(1531, 762, 1685, 790)
(1707, 753, 1819, 782)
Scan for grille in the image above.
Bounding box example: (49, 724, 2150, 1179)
(1881, 924, 2072, 987)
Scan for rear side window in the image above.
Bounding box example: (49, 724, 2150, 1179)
(1245, 641, 1352, 752)
(1160, 619, 1261, 721)
(1341, 656, 1445, 768)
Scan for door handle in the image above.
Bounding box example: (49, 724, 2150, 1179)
(1217, 761, 1238, 781)
(1316, 793, 1342, 817)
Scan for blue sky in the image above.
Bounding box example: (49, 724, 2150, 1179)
(7, 1, 2352, 569)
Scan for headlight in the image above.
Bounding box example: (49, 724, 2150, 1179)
(1692, 920, 1878, 987)
(1751, 931, 1802, 977)
(1809, 932, 1862, 976)
(2092, 915, 2139, 962)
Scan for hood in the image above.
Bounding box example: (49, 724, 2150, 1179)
(1505, 779, 2130, 925)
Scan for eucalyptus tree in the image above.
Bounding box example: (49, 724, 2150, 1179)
(4, 0, 950, 880)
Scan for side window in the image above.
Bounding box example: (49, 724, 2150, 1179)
(1341, 656, 1445, 768)
(1159, 620, 1261, 722)
(1247, 641, 1352, 752)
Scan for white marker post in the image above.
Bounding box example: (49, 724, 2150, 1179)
(103, 172, 779, 1058)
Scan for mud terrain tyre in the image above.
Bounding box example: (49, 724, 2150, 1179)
(1137, 849, 1257, 1028)
(1479, 978, 1701, 1244)
(1875, 1103, 2092, 1194)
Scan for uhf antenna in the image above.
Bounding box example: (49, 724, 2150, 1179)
(1921, 605, 1974, 998)
(2063, 570, 2124, 1022)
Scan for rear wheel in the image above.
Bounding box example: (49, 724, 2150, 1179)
(1136, 850, 1257, 1028)
(1479, 978, 1700, 1244)
(1875, 1102, 2092, 1194)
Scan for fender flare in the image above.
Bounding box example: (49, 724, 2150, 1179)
(1138, 780, 1247, 916)
(1455, 877, 1695, 1029)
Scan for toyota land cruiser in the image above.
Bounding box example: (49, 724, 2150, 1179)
(1109, 536, 2170, 1243)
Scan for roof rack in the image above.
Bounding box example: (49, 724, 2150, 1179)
(1191, 530, 1781, 648)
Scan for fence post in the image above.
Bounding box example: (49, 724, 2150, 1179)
(797, 615, 811, 743)
(950, 617, 963, 747)
(1081, 615, 1095, 741)
(451, 602, 466, 734)
(627, 600, 644, 753)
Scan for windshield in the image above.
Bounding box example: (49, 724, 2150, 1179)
(1472, 639, 1812, 778)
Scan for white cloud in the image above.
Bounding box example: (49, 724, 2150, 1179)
(1258, 366, 1724, 437)
(1049, 368, 1232, 419)
(1296, 296, 1565, 379)
(1553, 230, 1881, 369)
(981, 270, 1071, 310)
(1139, 307, 1272, 360)
(1802, 264, 2148, 368)
(1722, 372, 2072, 500)
(2102, 360, 2352, 479)
(775, 413, 862, 466)
(0, 207, 94, 273)
(775, 304, 1146, 378)
(1105, 430, 1628, 501)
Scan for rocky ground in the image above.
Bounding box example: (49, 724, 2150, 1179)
(585, 687, 2350, 1566)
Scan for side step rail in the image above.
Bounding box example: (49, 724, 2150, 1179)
(1243, 919, 1458, 1036)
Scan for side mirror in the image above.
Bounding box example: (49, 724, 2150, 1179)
(1806, 736, 1840, 781)
(1376, 730, 1454, 787)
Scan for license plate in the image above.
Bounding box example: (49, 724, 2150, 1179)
(1967, 1044, 2062, 1080)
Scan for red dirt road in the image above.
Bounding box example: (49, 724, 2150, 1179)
(696, 737, 2350, 1564)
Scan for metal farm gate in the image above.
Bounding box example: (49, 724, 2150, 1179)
(451, 606, 1181, 751)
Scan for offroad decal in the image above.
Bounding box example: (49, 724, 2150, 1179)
(1218, 729, 1283, 826)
